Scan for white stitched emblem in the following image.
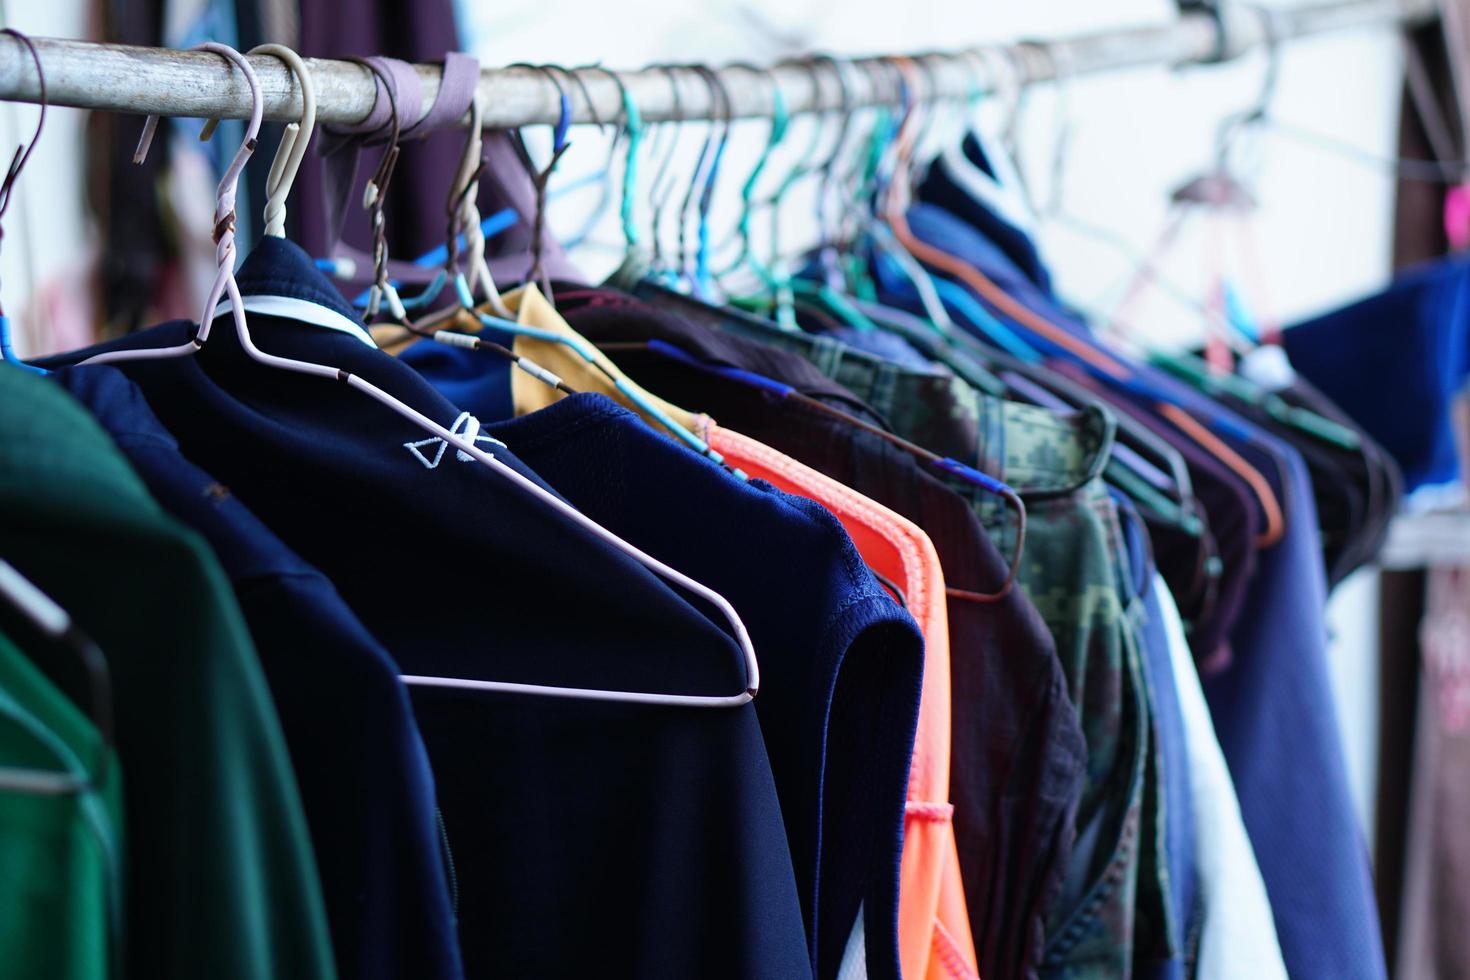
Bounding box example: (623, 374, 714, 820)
(405, 412, 506, 469)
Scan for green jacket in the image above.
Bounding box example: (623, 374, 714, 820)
(0, 364, 336, 980)
(0, 628, 123, 980)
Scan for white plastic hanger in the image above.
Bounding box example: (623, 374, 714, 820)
(80, 43, 759, 708)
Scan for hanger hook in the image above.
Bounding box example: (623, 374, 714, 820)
(508, 63, 574, 298)
(1216, 2, 1281, 167)
(0, 29, 46, 320)
(975, 44, 1026, 160)
(170, 42, 263, 348)
(580, 64, 644, 254)
(553, 63, 622, 253)
(885, 55, 930, 207)
(761, 58, 826, 241)
(247, 44, 317, 238)
(676, 64, 729, 289)
(445, 93, 484, 273)
(347, 56, 404, 323)
(646, 64, 687, 275)
(1014, 39, 1074, 219)
(809, 54, 857, 284)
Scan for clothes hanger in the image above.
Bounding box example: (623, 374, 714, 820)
(388, 66, 733, 469)
(596, 61, 718, 295)
(810, 56, 862, 291)
(0, 558, 115, 795)
(858, 56, 1033, 361)
(82, 42, 759, 708)
(361, 54, 514, 322)
(935, 47, 1040, 238)
(0, 29, 47, 375)
(755, 58, 899, 336)
(644, 65, 688, 282)
(605, 336, 1028, 600)
(709, 63, 798, 327)
(580, 64, 647, 286)
(507, 63, 575, 302)
(363, 61, 574, 389)
(875, 53, 1288, 546)
(866, 55, 1009, 339)
(246, 44, 316, 238)
(686, 64, 733, 296)
(557, 63, 626, 253)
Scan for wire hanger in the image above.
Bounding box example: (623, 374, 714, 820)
(0, 29, 47, 375)
(735, 58, 887, 335)
(685, 64, 733, 295)
(557, 63, 623, 253)
(80, 42, 759, 708)
(645, 65, 689, 282)
(0, 558, 115, 795)
(574, 65, 646, 283)
(384, 67, 732, 470)
(508, 63, 576, 302)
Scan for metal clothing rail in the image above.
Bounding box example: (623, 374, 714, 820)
(0, 0, 1438, 132)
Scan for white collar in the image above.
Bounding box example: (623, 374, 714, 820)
(211, 293, 378, 348)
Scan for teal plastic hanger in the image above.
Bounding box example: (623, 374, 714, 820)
(1149, 349, 1361, 450)
(709, 65, 793, 329)
(445, 275, 733, 464)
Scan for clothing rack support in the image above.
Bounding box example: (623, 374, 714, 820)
(0, 0, 1437, 131)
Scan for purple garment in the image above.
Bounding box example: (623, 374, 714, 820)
(296, 0, 581, 284)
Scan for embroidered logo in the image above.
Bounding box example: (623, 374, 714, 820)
(405, 412, 506, 469)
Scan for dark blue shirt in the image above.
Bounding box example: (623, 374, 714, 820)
(40, 237, 813, 980)
(404, 320, 926, 980)
(51, 363, 464, 980)
(1283, 256, 1470, 491)
(1114, 488, 1197, 979)
(917, 132, 1056, 296)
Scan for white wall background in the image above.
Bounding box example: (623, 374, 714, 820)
(0, 0, 1403, 837)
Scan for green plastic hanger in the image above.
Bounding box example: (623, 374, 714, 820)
(1149, 349, 1361, 450)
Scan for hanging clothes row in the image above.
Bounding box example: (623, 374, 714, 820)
(0, 16, 1448, 980)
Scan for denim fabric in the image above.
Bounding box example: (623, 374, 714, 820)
(1117, 491, 1196, 980)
